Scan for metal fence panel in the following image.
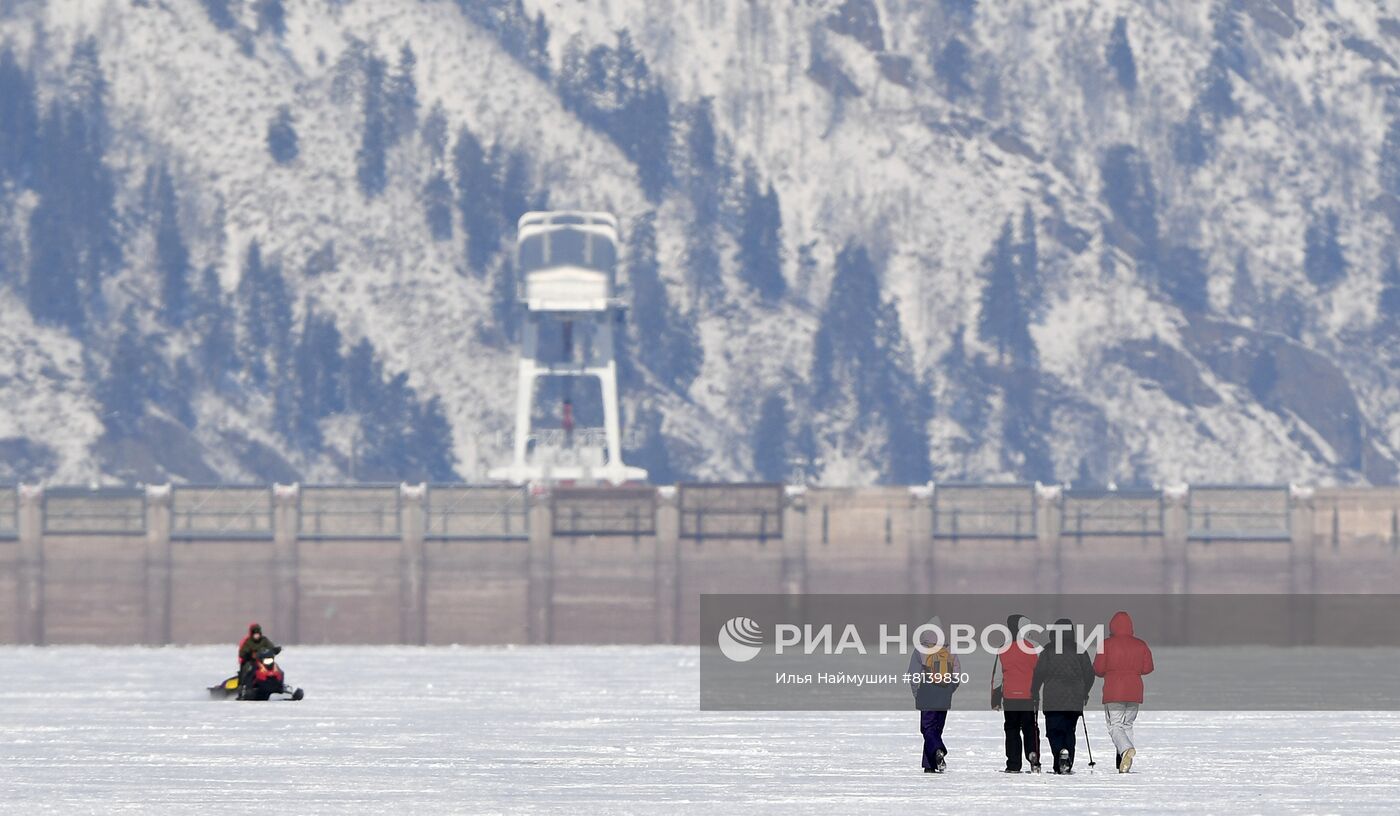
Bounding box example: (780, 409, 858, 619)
(1061, 489, 1164, 537)
(552, 487, 656, 537)
(171, 486, 273, 539)
(679, 484, 783, 541)
(933, 484, 1036, 539)
(1188, 486, 1290, 541)
(0, 486, 16, 538)
(426, 486, 529, 539)
(43, 487, 146, 535)
(299, 486, 401, 538)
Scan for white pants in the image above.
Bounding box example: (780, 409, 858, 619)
(1104, 703, 1139, 755)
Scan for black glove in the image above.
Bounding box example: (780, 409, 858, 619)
(273, 646, 282, 655)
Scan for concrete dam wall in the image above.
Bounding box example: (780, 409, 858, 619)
(0, 483, 1397, 645)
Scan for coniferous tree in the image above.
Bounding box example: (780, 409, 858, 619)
(1230, 252, 1257, 319)
(626, 213, 702, 391)
(934, 37, 973, 101)
(1381, 119, 1400, 198)
(421, 101, 449, 164)
(194, 266, 236, 387)
(200, 0, 237, 31)
(977, 220, 1035, 367)
(237, 241, 270, 384)
(737, 164, 785, 301)
(1017, 205, 1041, 317)
(0, 45, 39, 186)
(423, 170, 454, 241)
(1379, 258, 1400, 333)
(491, 258, 520, 342)
(1158, 244, 1210, 314)
(557, 30, 672, 200)
(454, 126, 502, 272)
(154, 167, 191, 326)
(1198, 50, 1236, 120)
(356, 56, 388, 197)
(811, 242, 932, 483)
(387, 44, 419, 146)
(267, 106, 299, 164)
(26, 199, 84, 331)
(99, 318, 147, 436)
(752, 394, 790, 482)
(1304, 209, 1347, 290)
(256, 0, 287, 37)
(1210, 0, 1249, 78)
(499, 149, 532, 230)
(1100, 144, 1159, 260)
(1106, 16, 1136, 94)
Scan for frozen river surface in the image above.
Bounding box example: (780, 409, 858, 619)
(1, 646, 1394, 814)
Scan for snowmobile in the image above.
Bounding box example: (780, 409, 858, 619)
(208, 648, 305, 701)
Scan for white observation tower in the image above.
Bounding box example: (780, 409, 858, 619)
(489, 211, 647, 485)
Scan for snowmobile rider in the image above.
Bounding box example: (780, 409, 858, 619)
(238, 623, 278, 685)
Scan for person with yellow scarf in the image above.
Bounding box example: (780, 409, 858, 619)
(908, 616, 961, 773)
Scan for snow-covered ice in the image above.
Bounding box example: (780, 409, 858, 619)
(1, 646, 1394, 814)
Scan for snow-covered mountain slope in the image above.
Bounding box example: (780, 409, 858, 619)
(2, 0, 1399, 486)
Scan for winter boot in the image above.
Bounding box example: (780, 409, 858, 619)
(934, 748, 946, 773)
(1056, 749, 1070, 774)
(1119, 747, 1135, 773)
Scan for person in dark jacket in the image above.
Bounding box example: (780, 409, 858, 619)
(908, 616, 961, 773)
(237, 623, 278, 686)
(994, 613, 1041, 772)
(1031, 618, 1096, 774)
(1093, 610, 1154, 773)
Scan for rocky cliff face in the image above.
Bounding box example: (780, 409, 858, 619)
(1, 0, 1399, 487)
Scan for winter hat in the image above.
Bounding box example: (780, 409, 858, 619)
(1006, 613, 1028, 638)
(1050, 617, 1075, 652)
(920, 616, 944, 647)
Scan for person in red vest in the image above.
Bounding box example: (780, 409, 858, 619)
(993, 613, 1041, 772)
(1093, 610, 1155, 773)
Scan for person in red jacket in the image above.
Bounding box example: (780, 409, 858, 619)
(993, 613, 1041, 773)
(1093, 610, 1154, 773)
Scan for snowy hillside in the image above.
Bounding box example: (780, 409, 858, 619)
(2, 0, 1400, 486)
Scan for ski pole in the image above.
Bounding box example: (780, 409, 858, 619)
(1081, 713, 1096, 768)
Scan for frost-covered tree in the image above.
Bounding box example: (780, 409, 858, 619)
(557, 30, 672, 199)
(194, 266, 236, 388)
(387, 44, 419, 146)
(977, 220, 1035, 367)
(1381, 119, 1400, 198)
(256, 0, 286, 37)
(454, 126, 502, 272)
(1016, 205, 1041, 317)
(267, 106, 298, 164)
(1303, 209, 1347, 290)
(934, 37, 974, 101)
(625, 212, 701, 392)
(1100, 144, 1159, 259)
(423, 170, 453, 241)
(0, 45, 38, 186)
(356, 56, 388, 197)
(1106, 16, 1136, 94)
(751, 394, 790, 482)
(98, 316, 148, 436)
(153, 167, 190, 326)
(1379, 258, 1400, 333)
(1230, 252, 1257, 319)
(737, 164, 785, 301)
(200, 0, 237, 32)
(811, 242, 932, 484)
